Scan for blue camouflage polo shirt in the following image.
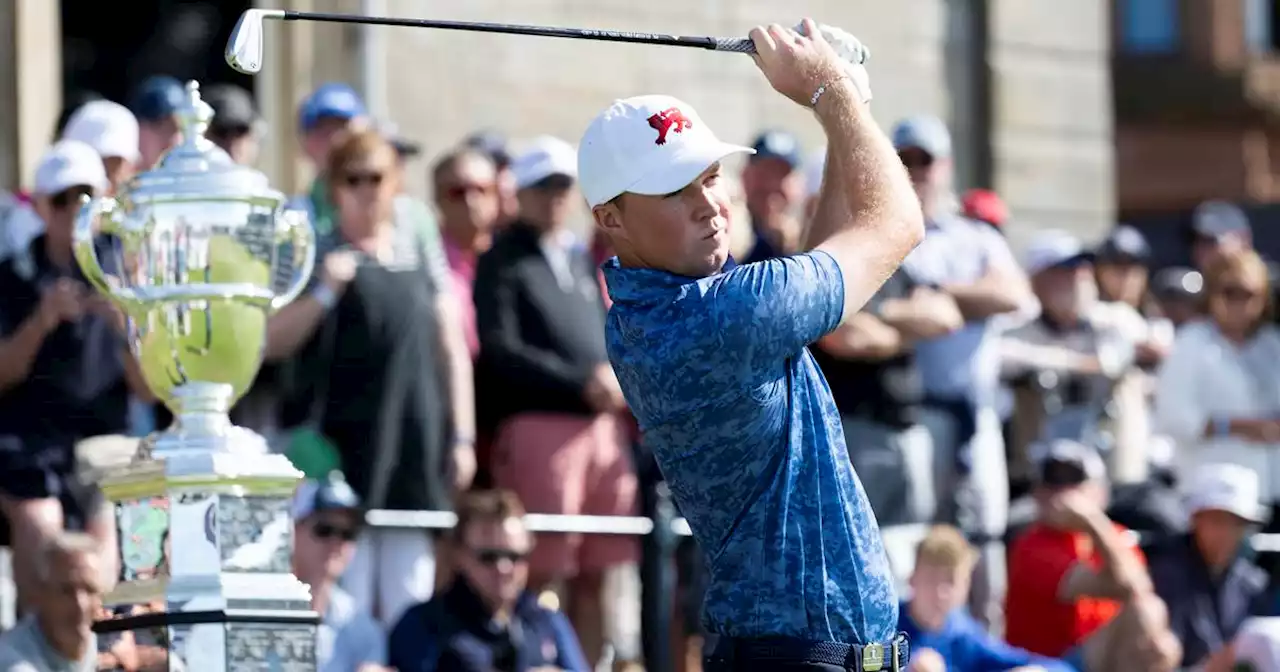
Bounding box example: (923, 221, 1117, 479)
(602, 251, 898, 644)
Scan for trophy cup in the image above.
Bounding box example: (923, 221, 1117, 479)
(74, 81, 319, 670)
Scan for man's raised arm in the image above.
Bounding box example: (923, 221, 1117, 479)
(750, 21, 925, 321)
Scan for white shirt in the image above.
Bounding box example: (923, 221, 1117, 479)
(1154, 320, 1280, 501)
(318, 585, 386, 672)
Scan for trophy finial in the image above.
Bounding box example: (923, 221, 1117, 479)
(176, 80, 214, 144)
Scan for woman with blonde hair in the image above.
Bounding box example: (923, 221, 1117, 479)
(1155, 248, 1280, 510)
(266, 128, 476, 629)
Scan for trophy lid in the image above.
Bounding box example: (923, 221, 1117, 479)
(121, 80, 280, 202)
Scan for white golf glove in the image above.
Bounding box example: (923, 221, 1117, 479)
(796, 22, 873, 104)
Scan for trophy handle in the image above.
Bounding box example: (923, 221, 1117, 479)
(73, 195, 125, 301)
(271, 209, 316, 311)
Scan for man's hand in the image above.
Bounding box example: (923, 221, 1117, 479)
(452, 442, 477, 494)
(37, 278, 85, 331)
(584, 362, 625, 413)
(906, 648, 945, 672)
(906, 287, 963, 337)
(1231, 418, 1280, 443)
(320, 250, 359, 293)
(748, 19, 851, 108)
(1043, 489, 1105, 531)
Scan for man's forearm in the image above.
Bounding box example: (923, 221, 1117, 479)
(1083, 511, 1151, 599)
(943, 275, 1025, 320)
(806, 80, 920, 254)
(437, 297, 475, 442)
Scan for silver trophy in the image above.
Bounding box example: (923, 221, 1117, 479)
(74, 81, 319, 670)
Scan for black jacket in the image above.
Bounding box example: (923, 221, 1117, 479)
(473, 223, 609, 429)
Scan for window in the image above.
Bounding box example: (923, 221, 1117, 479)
(1118, 0, 1181, 54)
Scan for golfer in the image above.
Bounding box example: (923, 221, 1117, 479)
(578, 19, 924, 671)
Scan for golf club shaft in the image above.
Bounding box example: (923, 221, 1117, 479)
(276, 9, 758, 53)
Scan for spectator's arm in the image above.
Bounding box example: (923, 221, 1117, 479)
(1059, 516, 1150, 602)
(434, 285, 477, 490)
(548, 610, 591, 672)
(473, 253, 592, 397)
(1153, 328, 1210, 442)
(876, 287, 963, 340)
(816, 312, 905, 360)
(0, 302, 51, 394)
(940, 226, 1033, 320)
(263, 292, 329, 361)
(999, 336, 1104, 379)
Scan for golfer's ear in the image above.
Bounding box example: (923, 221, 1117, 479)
(592, 202, 623, 233)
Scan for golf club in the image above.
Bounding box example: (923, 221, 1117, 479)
(226, 8, 764, 75)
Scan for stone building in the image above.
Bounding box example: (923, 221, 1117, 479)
(0, 0, 1113, 248)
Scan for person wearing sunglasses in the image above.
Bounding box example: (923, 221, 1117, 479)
(291, 472, 389, 672)
(389, 490, 590, 672)
(432, 147, 502, 360)
(203, 83, 264, 167)
(0, 139, 154, 619)
(268, 128, 476, 631)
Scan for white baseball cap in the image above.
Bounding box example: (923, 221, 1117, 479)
(1185, 462, 1267, 524)
(577, 94, 754, 208)
(1235, 617, 1280, 669)
(511, 135, 578, 190)
(1022, 229, 1092, 276)
(33, 140, 109, 197)
(61, 100, 141, 163)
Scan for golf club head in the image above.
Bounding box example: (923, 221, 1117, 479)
(225, 9, 285, 75)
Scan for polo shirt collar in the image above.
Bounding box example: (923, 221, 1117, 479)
(601, 254, 739, 306)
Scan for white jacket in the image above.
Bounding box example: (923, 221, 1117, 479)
(1154, 320, 1280, 501)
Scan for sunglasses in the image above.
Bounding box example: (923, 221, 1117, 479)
(1218, 285, 1262, 303)
(445, 183, 495, 201)
(342, 171, 386, 188)
(1040, 460, 1088, 488)
(898, 150, 935, 169)
(311, 522, 359, 542)
(471, 548, 530, 565)
(50, 187, 94, 210)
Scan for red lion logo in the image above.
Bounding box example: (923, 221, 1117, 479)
(647, 107, 693, 145)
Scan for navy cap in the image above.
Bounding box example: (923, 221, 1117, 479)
(128, 75, 185, 123)
(1192, 200, 1251, 239)
(465, 130, 512, 168)
(892, 115, 952, 159)
(291, 472, 362, 521)
(1096, 225, 1151, 264)
(749, 129, 801, 168)
(298, 82, 367, 132)
(1033, 439, 1106, 486)
(376, 119, 422, 159)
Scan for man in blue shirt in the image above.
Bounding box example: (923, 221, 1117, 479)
(578, 20, 925, 671)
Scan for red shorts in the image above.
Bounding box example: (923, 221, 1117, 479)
(491, 412, 640, 579)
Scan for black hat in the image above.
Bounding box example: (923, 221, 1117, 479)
(749, 129, 801, 168)
(203, 84, 260, 135)
(1095, 225, 1151, 264)
(465, 130, 512, 169)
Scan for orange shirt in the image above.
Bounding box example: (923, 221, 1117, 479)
(1004, 522, 1145, 657)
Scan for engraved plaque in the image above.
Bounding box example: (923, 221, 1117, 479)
(225, 624, 316, 671)
(218, 495, 293, 573)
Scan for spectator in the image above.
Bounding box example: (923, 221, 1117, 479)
(376, 119, 423, 169)
(1000, 230, 1151, 485)
(290, 82, 370, 229)
(1094, 225, 1174, 367)
(740, 129, 804, 263)
(1149, 266, 1204, 329)
(60, 99, 139, 193)
(1154, 249, 1280, 513)
(1189, 200, 1252, 273)
(1005, 439, 1150, 659)
(960, 189, 1008, 233)
(52, 90, 104, 140)
(464, 130, 520, 227)
(899, 525, 1072, 671)
(388, 490, 590, 672)
(127, 75, 185, 170)
(1147, 463, 1275, 669)
(432, 148, 501, 359)
(896, 113, 1034, 631)
(475, 136, 640, 670)
(266, 129, 475, 629)
(291, 473, 389, 672)
(0, 140, 153, 615)
(0, 532, 102, 671)
(202, 83, 264, 166)
(810, 253, 960, 532)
